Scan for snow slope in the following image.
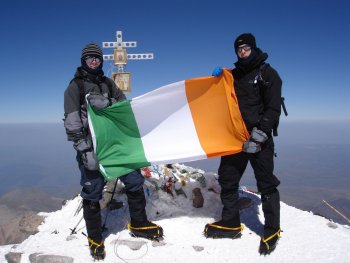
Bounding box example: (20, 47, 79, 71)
(1, 164, 350, 263)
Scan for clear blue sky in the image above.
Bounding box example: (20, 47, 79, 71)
(1, 0, 349, 123)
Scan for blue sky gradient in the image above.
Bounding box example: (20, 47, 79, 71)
(1, 0, 349, 123)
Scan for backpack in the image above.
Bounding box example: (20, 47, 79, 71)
(70, 77, 115, 106)
(255, 63, 288, 136)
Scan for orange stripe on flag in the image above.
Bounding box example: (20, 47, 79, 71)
(185, 69, 249, 158)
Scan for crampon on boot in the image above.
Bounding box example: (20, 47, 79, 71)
(88, 238, 105, 260)
(259, 228, 281, 255)
(128, 221, 163, 240)
(204, 221, 244, 239)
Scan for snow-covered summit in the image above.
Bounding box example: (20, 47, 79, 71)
(2, 164, 350, 263)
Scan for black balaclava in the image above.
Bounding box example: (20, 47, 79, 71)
(81, 43, 104, 75)
(234, 33, 258, 65)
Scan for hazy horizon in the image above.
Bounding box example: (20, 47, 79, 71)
(0, 121, 349, 224)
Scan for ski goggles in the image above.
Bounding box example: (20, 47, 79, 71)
(85, 56, 102, 64)
(237, 45, 251, 53)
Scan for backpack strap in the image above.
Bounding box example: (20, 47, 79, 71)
(69, 77, 85, 106)
(256, 63, 288, 117)
(256, 63, 288, 136)
(255, 63, 270, 85)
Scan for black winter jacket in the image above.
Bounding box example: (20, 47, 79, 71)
(64, 67, 126, 142)
(232, 49, 282, 135)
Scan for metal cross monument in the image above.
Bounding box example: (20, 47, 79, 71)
(102, 31, 154, 93)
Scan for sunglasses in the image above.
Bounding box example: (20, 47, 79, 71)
(237, 45, 251, 53)
(85, 56, 102, 64)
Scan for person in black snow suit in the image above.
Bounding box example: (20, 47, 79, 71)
(204, 33, 282, 255)
(64, 43, 163, 260)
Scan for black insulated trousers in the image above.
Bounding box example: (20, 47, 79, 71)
(218, 137, 280, 230)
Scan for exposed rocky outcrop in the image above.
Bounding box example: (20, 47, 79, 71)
(0, 212, 44, 245)
(0, 188, 64, 245)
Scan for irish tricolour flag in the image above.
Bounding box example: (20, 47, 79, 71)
(88, 69, 249, 180)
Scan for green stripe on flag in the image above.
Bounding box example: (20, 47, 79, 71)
(88, 100, 150, 180)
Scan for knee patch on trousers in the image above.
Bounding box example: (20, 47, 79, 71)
(119, 170, 145, 192)
(79, 167, 105, 202)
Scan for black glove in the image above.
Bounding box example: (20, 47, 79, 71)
(81, 151, 99, 171)
(243, 127, 268, 153)
(73, 139, 91, 152)
(87, 92, 111, 110)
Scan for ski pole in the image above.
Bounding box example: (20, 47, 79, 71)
(74, 199, 83, 217)
(70, 215, 84, 235)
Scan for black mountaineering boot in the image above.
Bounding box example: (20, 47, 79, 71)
(88, 238, 106, 260)
(128, 220, 164, 240)
(126, 189, 163, 240)
(126, 189, 148, 223)
(259, 190, 281, 255)
(83, 199, 105, 260)
(259, 228, 281, 255)
(204, 220, 243, 239)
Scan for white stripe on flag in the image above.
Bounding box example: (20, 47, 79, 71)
(131, 81, 206, 164)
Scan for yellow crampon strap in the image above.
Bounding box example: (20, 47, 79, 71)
(127, 223, 159, 231)
(88, 238, 103, 253)
(261, 229, 281, 250)
(128, 223, 161, 235)
(205, 223, 244, 232)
